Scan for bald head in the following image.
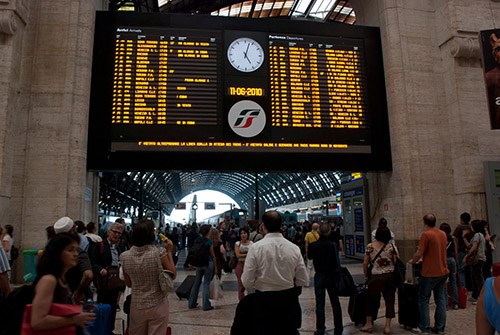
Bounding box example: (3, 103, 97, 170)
(262, 210, 282, 232)
(423, 213, 436, 228)
(312, 223, 319, 231)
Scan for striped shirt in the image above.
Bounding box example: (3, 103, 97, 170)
(0, 245, 10, 273)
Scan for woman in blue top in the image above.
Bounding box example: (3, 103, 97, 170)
(188, 224, 217, 311)
(476, 276, 500, 334)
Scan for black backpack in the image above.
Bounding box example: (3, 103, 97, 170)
(187, 237, 209, 267)
(10, 245, 19, 261)
(0, 284, 34, 334)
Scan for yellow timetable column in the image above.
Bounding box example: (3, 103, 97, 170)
(122, 39, 134, 124)
(270, 45, 280, 126)
(135, 40, 158, 124)
(309, 48, 321, 128)
(158, 41, 168, 125)
(112, 40, 126, 124)
(278, 46, 289, 126)
(289, 47, 310, 128)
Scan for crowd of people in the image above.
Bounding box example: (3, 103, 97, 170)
(0, 210, 499, 335)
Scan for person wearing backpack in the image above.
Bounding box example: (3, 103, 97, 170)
(188, 224, 217, 311)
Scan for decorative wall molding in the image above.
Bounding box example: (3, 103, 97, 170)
(0, 10, 17, 35)
(449, 36, 481, 60)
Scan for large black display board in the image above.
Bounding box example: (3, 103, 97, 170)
(88, 11, 391, 171)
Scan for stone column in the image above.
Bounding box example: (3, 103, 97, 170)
(351, 0, 500, 260)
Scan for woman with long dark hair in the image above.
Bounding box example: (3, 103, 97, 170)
(120, 219, 176, 334)
(29, 233, 95, 332)
(439, 222, 459, 309)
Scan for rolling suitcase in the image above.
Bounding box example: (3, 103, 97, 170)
(398, 283, 419, 329)
(87, 303, 112, 335)
(176, 275, 196, 300)
(348, 284, 378, 326)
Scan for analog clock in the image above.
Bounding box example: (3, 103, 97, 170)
(227, 37, 264, 73)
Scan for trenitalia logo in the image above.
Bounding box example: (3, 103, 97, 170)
(228, 100, 266, 138)
(233, 109, 261, 128)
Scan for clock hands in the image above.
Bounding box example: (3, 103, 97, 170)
(243, 43, 252, 64)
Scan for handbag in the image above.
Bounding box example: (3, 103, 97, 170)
(465, 247, 479, 266)
(157, 248, 175, 293)
(21, 303, 81, 335)
(228, 253, 238, 269)
(391, 243, 406, 286)
(98, 266, 126, 291)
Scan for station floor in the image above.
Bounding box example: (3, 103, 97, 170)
(114, 250, 477, 335)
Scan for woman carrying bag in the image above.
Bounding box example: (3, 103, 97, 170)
(26, 233, 95, 334)
(120, 219, 176, 334)
(361, 226, 398, 334)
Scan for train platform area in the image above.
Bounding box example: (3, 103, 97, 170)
(114, 251, 477, 335)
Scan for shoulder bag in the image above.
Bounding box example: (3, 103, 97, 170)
(391, 243, 406, 286)
(157, 248, 175, 293)
(21, 303, 81, 335)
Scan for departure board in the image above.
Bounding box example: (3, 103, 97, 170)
(88, 12, 391, 171)
(112, 29, 219, 126)
(268, 35, 367, 129)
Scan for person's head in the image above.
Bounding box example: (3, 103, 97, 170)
(198, 224, 211, 237)
(423, 213, 436, 228)
(239, 227, 249, 241)
(439, 222, 452, 241)
(375, 226, 392, 243)
(490, 33, 500, 64)
(45, 226, 56, 240)
(312, 222, 319, 231)
(378, 217, 388, 228)
(116, 218, 125, 226)
(87, 221, 97, 234)
(75, 220, 86, 234)
(53, 216, 76, 234)
(36, 232, 80, 280)
(460, 212, 471, 225)
(471, 220, 486, 235)
(208, 228, 220, 244)
(318, 222, 331, 237)
(262, 210, 282, 233)
(3, 224, 13, 237)
(218, 222, 226, 231)
(107, 222, 124, 244)
(131, 219, 155, 247)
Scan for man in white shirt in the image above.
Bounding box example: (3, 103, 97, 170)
(241, 210, 309, 334)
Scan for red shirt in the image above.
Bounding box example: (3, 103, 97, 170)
(418, 228, 449, 277)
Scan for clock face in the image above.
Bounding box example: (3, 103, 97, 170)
(227, 37, 264, 73)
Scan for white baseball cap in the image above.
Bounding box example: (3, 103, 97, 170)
(53, 216, 74, 234)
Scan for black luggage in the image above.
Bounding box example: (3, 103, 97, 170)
(348, 284, 379, 327)
(176, 275, 196, 300)
(398, 283, 420, 329)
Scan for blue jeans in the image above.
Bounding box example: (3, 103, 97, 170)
(314, 273, 343, 335)
(446, 258, 458, 305)
(188, 262, 213, 310)
(457, 252, 466, 287)
(418, 275, 447, 333)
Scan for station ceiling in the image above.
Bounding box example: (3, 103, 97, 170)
(100, 0, 354, 218)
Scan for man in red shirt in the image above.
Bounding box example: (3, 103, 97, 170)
(408, 214, 449, 334)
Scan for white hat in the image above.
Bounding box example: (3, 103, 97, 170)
(53, 217, 74, 234)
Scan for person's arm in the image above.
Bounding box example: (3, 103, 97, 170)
(305, 234, 310, 258)
(123, 270, 132, 287)
(408, 249, 423, 264)
(462, 230, 471, 249)
(31, 275, 95, 330)
(89, 242, 106, 276)
(476, 284, 495, 335)
(219, 243, 226, 255)
(0, 271, 10, 297)
(294, 250, 309, 287)
(363, 252, 371, 283)
(453, 236, 459, 264)
(72, 269, 93, 304)
(209, 244, 217, 270)
(234, 242, 245, 258)
(161, 240, 176, 278)
(339, 239, 345, 257)
(241, 247, 257, 289)
(463, 241, 478, 264)
(1, 238, 9, 253)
